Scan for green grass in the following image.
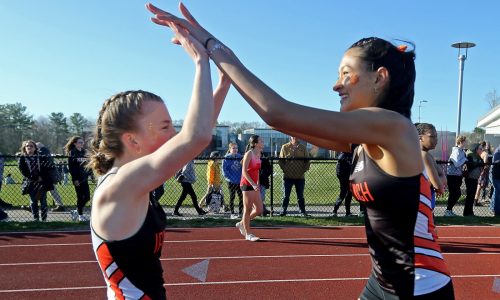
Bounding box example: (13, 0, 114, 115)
(1, 215, 498, 233)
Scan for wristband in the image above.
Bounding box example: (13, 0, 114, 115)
(204, 37, 215, 49)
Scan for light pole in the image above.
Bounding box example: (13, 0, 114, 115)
(418, 100, 428, 123)
(451, 41, 475, 138)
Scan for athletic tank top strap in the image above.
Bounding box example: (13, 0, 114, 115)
(96, 167, 119, 189)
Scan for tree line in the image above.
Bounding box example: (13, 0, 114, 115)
(0, 103, 93, 155)
(0, 103, 269, 155)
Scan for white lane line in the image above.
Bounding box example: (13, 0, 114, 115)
(1, 236, 499, 248)
(1, 274, 500, 292)
(0, 242, 91, 248)
(1, 252, 499, 267)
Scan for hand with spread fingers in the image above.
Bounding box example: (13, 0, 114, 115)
(146, 2, 212, 48)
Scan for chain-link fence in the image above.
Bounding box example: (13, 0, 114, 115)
(0, 155, 497, 222)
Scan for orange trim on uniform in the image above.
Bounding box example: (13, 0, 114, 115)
(96, 242, 114, 271)
(96, 242, 125, 300)
(140, 295, 153, 300)
(419, 175, 432, 200)
(108, 268, 125, 300)
(414, 236, 442, 252)
(418, 202, 433, 220)
(415, 253, 450, 276)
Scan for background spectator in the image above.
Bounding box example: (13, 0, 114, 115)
(278, 136, 311, 217)
(463, 143, 484, 216)
(445, 135, 468, 216)
(259, 152, 272, 216)
(333, 150, 354, 217)
(174, 160, 206, 216)
(475, 140, 491, 206)
(36, 142, 66, 212)
(18, 140, 54, 221)
(200, 151, 226, 210)
(222, 142, 243, 216)
(65, 136, 91, 222)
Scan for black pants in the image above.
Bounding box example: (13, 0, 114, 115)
(446, 175, 463, 211)
(464, 177, 478, 216)
(334, 172, 352, 214)
(227, 182, 243, 214)
(74, 180, 90, 215)
(175, 182, 203, 214)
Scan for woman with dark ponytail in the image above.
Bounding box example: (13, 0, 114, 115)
(235, 135, 264, 242)
(65, 136, 91, 222)
(147, 4, 454, 298)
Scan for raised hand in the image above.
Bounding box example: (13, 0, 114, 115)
(146, 2, 212, 47)
(168, 21, 208, 63)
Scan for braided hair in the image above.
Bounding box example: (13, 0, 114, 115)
(88, 90, 163, 175)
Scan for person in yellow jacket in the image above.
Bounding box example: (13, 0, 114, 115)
(200, 151, 227, 211)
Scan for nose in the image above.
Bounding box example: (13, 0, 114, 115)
(333, 77, 343, 92)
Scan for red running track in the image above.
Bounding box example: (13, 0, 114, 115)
(0, 226, 499, 299)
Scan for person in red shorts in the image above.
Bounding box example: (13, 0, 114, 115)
(236, 135, 264, 242)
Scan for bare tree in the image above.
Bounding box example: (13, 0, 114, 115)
(485, 89, 500, 109)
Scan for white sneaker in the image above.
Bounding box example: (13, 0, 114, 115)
(78, 215, 89, 222)
(70, 210, 78, 221)
(443, 210, 457, 217)
(245, 233, 260, 242)
(235, 222, 246, 236)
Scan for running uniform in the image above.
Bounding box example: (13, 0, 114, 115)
(91, 171, 167, 300)
(240, 153, 261, 188)
(350, 147, 452, 298)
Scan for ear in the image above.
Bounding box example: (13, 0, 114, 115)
(374, 67, 389, 88)
(121, 133, 141, 154)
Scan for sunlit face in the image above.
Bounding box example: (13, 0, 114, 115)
(255, 137, 265, 151)
(24, 142, 36, 155)
(290, 136, 299, 145)
(229, 145, 238, 154)
(477, 146, 484, 155)
(74, 139, 84, 151)
(333, 48, 378, 112)
(419, 129, 438, 150)
(136, 101, 175, 155)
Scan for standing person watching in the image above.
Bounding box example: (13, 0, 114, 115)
(36, 142, 66, 212)
(475, 140, 491, 206)
(146, 5, 455, 298)
(278, 136, 311, 217)
(66, 136, 92, 222)
(259, 152, 272, 216)
(173, 160, 206, 216)
(491, 144, 500, 216)
(332, 150, 354, 217)
(463, 143, 484, 216)
(222, 142, 243, 216)
(18, 140, 54, 221)
(88, 21, 230, 300)
(236, 135, 264, 241)
(416, 123, 446, 211)
(445, 136, 468, 217)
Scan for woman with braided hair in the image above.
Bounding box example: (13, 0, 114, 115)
(89, 21, 230, 300)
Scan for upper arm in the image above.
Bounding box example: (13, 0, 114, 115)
(423, 152, 443, 190)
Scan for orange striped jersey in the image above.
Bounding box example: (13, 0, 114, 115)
(91, 172, 167, 299)
(350, 147, 451, 298)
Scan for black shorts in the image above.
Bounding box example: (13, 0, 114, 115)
(240, 184, 254, 191)
(360, 274, 455, 300)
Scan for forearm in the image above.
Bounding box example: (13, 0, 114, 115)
(182, 60, 213, 140)
(212, 75, 231, 127)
